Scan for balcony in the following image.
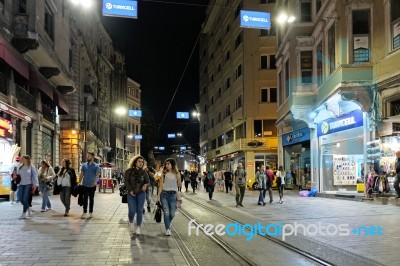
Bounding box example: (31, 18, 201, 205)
(42, 104, 55, 123)
(16, 87, 35, 111)
(11, 14, 39, 53)
(205, 137, 278, 159)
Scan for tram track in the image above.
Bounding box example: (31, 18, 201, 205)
(181, 194, 384, 266)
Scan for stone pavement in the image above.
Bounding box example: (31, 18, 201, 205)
(182, 185, 400, 266)
(0, 191, 187, 266)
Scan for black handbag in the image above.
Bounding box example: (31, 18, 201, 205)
(122, 193, 128, 203)
(154, 201, 163, 223)
(119, 185, 128, 204)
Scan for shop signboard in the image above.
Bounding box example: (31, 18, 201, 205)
(317, 110, 363, 137)
(0, 117, 13, 140)
(240, 10, 271, 29)
(102, 0, 137, 19)
(282, 128, 310, 146)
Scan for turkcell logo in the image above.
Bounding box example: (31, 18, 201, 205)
(102, 0, 138, 19)
(188, 220, 383, 241)
(128, 110, 142, 117)
(176, 112, 189, 119)
(240, 10, 271, 29)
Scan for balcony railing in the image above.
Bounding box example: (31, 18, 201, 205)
(204, 137, 278, 159)
(42, 104, 55, 123)
(16, 87, 35, 111)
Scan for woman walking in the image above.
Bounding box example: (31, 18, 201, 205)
(205, 170, 215, 200)
(157, 158, 182, 236)
(276, 166, 285, 204)
(17, 155, 38, 219)
(256, 165, 267, 206)
(57, 159, 77, 216)
(38, 161, 56, 212)
(124, 155, 150, 235)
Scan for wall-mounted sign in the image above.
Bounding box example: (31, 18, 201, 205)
(176, 112, 189, 119)
(134, 135, 142, 140)
(317, 110, 363, 137)
(128, 110, 142, 117)
(180, 146, 186, 150)
(282, 128, 310, 146)
(0, 117, 13, 139)
(102, 0, 137, 19)
(240, 10, 271, 29)
(167, 133, 176, 139)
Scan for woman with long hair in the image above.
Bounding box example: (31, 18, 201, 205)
(276, 165, 286, 204)
(17, 155, 38, 219)
(157, 158, 182, 236)
(124, 155, 150, 235)
(38, 160, 56, 212)
(256, 165, 266, 206)
(57, 159, 77, 216)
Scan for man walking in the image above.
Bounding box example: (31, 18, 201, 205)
(234, 163, 246, 207)
(223, 169, 233, 193)
(395, 151, 400, 198)
(79, 152, 100, 219)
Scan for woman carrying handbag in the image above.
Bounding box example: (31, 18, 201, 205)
(38, 160, 56, 212)
(157, 158, 182, 236)
(57, 159, 77, 216)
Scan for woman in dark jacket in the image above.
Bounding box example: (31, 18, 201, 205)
(57, 159, 77, 216)
(124, 155, 150, 235)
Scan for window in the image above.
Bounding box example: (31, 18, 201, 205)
(235, 32, 243, 49)
(254, 120, 262, 137)
(235, 95, 242, 110)
(69, 42, 74, 69)
(18, 0, 26, 13)
(234, 2, 242, 19)
(217, 87, 221, 98)
(270, 55, 276, 69)
(218, 112, 222, 123)
(316, 41, 323, 86)
(204, 104, 208, 113)
(218, 134, 224, 147)
(202, 123, 207, 133)
(316, 0, 322, 13)
(211, 119, 214, 128)
(300, 51, 313, 84)
(328, 25, 335, 74)
(260, 55, 268, 69)
(202, 86, 206, 95)
(235, 64, 242, 79)
(211, 139, 216, 149)
(225, 78, 231, 90)
(278, 72, 283, 104)
(285, 59, 290, 98)
(226, 24, 230, 35)
(218, 38, 222, 47)
(0, 0, 5, 14)
(392, 0, 400, 49)
(211, 96, 214, 105)
(225, 105, 231, 117)
(44, 4, 54, 41)
(218, 64, 221, 72)
(260, 0, 267, 3)
(211, 52, 214, 60)
(211, 74, 214, 82)
(225, 51, 230, 62)
(353, 9, 370, 62)
(260, 88, 277, 102)
(226, 129, 234, 144)
(300, 0, 312, 22)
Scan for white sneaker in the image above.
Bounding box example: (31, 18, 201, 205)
(20, 212, 27, 219)
(128, 222, 134, 232)
(165, 229, 172, 236)
(136, 227, 141, 235)
(28, 208, 32, 216)
(88, 213, 93, 218)
(81, 213, 87, 219)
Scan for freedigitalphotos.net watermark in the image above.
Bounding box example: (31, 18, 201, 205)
(187, 220, 383, 241)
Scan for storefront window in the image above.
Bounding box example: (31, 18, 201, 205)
(254, 120, 262, 137)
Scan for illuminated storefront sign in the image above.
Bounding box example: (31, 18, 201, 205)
(240, 10, 271, 29)
(317, 110, 363, 137)
(102, 0, 138, 19)
(282, 128, 310, 146)
(0, 117, 13, 139)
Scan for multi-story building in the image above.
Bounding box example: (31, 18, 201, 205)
(126, 77, 141, 165)
(0, 0, 128, 176)
(275, 0, 400, 195)
(199, 0, 278, 186)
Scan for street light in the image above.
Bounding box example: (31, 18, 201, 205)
(277, 13, 296, 24)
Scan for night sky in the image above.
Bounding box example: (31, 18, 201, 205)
(101, 0, 208, 157)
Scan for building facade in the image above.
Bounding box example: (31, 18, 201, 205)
(199, 0, 278, 187)
(275, 0, 400, 195)
(125, 77, 141, 166)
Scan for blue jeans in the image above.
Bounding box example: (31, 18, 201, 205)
(20, 184, 31, 212)
(127, 191, 146, 226)
(258, 189, 265, 203)
(161, 191, 177, 230)
(39, 183, 51, 210)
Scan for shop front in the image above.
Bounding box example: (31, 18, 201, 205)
(282, 128, 311, 189)
(317, 109, 366, 193)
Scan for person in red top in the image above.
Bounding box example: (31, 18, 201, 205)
(265, 166, 274, 203)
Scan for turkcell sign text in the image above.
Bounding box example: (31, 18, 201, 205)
(317, 109, 363, 137)
(102, 0, 137, 19)
(240, 10, 271, 29)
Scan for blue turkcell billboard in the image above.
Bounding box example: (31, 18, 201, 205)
(102, 0, 138, 19)
(128, 110, 142, 117)
(168, 134, 176, 139)
(240, 10, 271, 29)
(176, 112, 189, 119)
(317, 110, 364, 137)
(134, 135, 142, 140)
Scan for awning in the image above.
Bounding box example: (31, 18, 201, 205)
(53, 90, 69, 115)
(0, 42, 29, 79)
(29, 65, 54, 100)
(0, 100, 32, 122)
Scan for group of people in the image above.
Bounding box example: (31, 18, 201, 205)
(202, 163, 286, 207)
(10, 152, 100, 219)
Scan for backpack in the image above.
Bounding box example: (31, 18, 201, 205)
(206, 172, 215, 187)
